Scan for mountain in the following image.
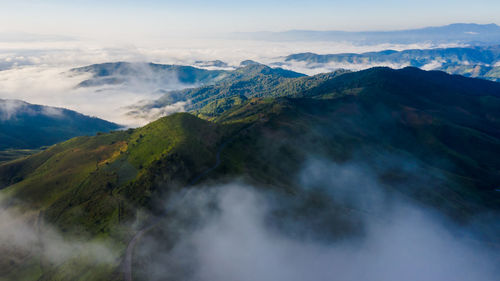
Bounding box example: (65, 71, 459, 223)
(127, 63, 310, 119)
(285, 45, 500, 66)
(212, 67, 500, 195)
(0, 99, 120, 151)
(1, 67, 499, 280)
(233, 23, 500, 45)
(282, 45, 500, 81)
(71, 62, 229, 88)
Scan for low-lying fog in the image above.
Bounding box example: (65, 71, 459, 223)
(135, 159, 499, 281)
(0, 36, 462, 127)
(0, 138, 497, 280)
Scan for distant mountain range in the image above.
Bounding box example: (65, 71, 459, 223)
(71, 45, 500, 98)
(0, 99, 119, 150)
(279, 45, 500, 81)
(63, 53, 500, 127)
(233, 23, 500, 45)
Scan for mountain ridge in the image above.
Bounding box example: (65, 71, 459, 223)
(282, 45, 500, 81)
(0, 99, 120, 151)
(71, 62, 229, 88)
(232, 23, 500, 44)
(1, 66, 499, 280)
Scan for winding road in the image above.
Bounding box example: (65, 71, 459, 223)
(123, 138, 232, 281)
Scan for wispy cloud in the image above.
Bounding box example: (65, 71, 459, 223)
(0, 99, 64, 121)
(0, 196, 118, 272)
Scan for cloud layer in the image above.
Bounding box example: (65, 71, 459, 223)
(134, 159, 499, 281)
(0, 37, 471, 126)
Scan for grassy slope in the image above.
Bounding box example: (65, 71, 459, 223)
(0, 113, 224, 224)
(0, 113, 225, 281)
(0, 149, 42, 164)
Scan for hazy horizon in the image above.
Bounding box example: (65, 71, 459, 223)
(1, 0, 500, 42)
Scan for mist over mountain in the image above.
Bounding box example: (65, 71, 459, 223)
(193, 60, 231, 69)
(234, 23, 500, 45)
(3, 23, 499, 128)
(126, 62, 309, 120)
(0, 62, 234, 127)
(0, 66, 499, 280)
(71, 62, 228, 89)
(280, 45, 500, 81)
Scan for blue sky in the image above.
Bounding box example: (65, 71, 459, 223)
(0, 0, 499, 38)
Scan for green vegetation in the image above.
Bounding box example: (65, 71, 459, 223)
(0, 113, 226, 281)
(0, 149, 42, 164)
(1, 66, 500, 280)
(136, 63, 308, 118)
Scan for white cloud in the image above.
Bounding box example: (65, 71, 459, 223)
(41, 106, 64, 118)
(421, 60, 445, 70)
(137, 183, 498, 281)
(0, 37, 469, 125)
(125, 101, 188, 125)
(0, 99, 28, 120)
(0, 65, 188, 127)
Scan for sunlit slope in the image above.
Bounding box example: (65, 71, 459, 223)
(0, 113, 228, 281)
(0, 113, 223, 230)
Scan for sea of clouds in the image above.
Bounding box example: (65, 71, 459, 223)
(0, 34, 463, 127)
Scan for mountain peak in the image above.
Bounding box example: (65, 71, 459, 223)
(239, 60, 262, 67)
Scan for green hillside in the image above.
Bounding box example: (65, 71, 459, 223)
(0, 113, 228, 280)
(1, 67, 499, 280)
